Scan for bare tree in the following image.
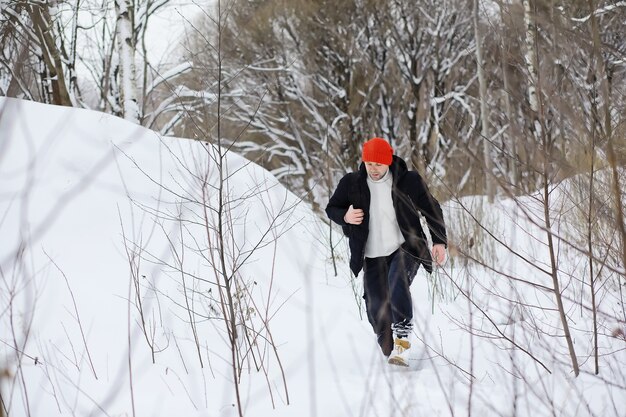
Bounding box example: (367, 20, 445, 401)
(167, 0, 481, 211)
(115, 2, 298, 415)
(0, 0, 182, 124)
(0, 1, 73, 104)
(474, 0, 494, 201)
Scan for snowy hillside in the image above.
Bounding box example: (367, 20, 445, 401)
(1, 98, 624, 417)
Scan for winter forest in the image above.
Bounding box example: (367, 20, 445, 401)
(1, 0, 626, 416)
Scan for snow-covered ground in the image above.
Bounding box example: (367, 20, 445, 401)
(1, 97, 624, 417)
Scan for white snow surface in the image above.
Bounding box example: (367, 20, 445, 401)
(1, 97, 625, 417)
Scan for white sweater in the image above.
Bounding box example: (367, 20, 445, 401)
(364, 170, 405, 258)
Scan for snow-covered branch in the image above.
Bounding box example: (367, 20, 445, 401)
(571, 1, 626, 23)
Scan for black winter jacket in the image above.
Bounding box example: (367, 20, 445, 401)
(326, 155, 447, 276)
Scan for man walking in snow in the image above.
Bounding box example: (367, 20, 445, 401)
(326, 137, 447, 366)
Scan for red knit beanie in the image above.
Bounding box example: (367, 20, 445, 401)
(362, 137, 393, 165)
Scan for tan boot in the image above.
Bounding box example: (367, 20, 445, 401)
(388, 338, 410, 367)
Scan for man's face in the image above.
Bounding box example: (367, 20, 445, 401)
(364, 162, 389, 180)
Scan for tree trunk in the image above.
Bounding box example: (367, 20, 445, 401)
(28, 3, 72, 106)
(115, 0, 140, 123)
(586, 0, 626, 283)
(523, 0, 580, 376)
(498, 2, 520, 188)
(411, 68, 434, 174)
(522, 0, 539, 116)
(5, 41, 32, 99)
(474, 0, 493, 201)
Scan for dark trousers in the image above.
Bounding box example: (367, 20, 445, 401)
(363, 249, 420, 356)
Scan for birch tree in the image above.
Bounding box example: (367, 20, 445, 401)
(115, 0, 140, 123)
(0, 0, 178, 124)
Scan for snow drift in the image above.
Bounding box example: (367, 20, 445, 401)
(1, 97, 624, 417)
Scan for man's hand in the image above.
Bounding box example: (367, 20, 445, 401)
(432, 244, 447, 266)
(344, 205, 364, 225)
